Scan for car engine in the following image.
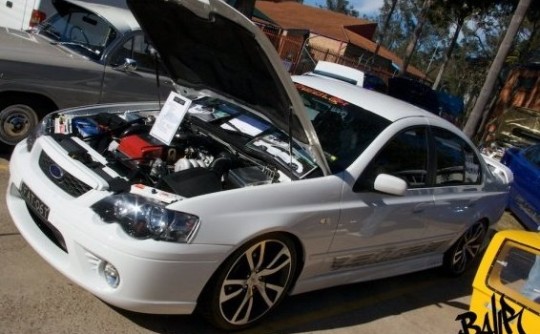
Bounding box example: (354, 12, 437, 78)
(39, 96, 290, 199)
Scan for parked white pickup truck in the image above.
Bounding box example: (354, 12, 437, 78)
(0, 0, 54, 30)
(0, 0, 128, 31)
(0, 0, 173, 148)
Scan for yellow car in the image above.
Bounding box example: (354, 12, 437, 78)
(461, 230, 540, 334)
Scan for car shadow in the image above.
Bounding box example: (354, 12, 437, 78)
(116, 265, 478, 334)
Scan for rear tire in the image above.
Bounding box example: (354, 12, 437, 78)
(443, 222, 487, 276)
(198, 233, 297, 331)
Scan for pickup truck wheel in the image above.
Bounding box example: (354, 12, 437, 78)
(0, 103, 39, 146)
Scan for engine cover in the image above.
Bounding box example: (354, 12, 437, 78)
(118, 134, 163, 161)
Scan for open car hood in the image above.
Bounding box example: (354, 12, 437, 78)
(126, 0, 327, 172)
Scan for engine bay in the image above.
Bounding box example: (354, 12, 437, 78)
(40, 94, 319, 200)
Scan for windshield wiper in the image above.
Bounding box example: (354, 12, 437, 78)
(41, 28, 62, 40)
(51, 41, 100, 56)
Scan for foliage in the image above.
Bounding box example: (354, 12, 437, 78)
(367, 0, 539, 111)
(516, 0, 540, 63)
(323, 0, 359, 17)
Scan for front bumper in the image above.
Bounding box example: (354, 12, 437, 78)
(6, 139, 231, 314)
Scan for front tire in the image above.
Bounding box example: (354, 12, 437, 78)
(199, 234, 297, 330)
(0, 102, 39, 146)
(443, 222, 487, 276)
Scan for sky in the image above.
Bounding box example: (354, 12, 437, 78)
(303, 0, 385, 17)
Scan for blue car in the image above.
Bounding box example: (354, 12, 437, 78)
(501, 144, 540, 230)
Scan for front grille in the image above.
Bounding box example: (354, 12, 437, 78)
(39, 151, 92, 197)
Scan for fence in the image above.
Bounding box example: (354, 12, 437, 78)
(259, 25, 398, 83)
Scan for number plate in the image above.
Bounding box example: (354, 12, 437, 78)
(20, 182, 50, 221)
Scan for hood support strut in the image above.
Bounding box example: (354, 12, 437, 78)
(287, 105, 295, 179)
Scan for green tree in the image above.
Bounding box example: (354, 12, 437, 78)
(515, 0, 540, 63)
(372, 1, 420, 57)
(367, 0, 537, 129)
(463, 0, 533, 138)
(370, 0, 441, 75)
(429, 0, 494, 90)
(399, 0, 433, 76)
(324, 0, 359, 17)
(373, 0, 398, 60)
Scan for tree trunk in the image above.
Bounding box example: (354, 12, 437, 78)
(462, 0, 532, 138)
(400, 0, 433, 77)
(373, 0, 398, 60)
(432, 17, 464, 90)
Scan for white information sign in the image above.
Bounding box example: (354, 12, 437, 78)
(150, 92, 191, 145)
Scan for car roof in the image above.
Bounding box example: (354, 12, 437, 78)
(293, 74, 437, 123)
(63, 0, 140, 34)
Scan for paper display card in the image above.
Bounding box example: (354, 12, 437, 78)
(220, 114, 270, 137)
(150, 92, 192, 145)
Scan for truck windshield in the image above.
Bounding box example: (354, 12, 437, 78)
(39, 9, 117, 61)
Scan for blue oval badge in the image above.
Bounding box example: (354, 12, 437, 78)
(49, 164, 64, 180)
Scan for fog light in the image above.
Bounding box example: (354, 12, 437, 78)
(102, 262, 120, 288)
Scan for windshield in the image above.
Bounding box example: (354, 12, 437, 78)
(295, 83, 391, 173)
(39, 9, 118, 61)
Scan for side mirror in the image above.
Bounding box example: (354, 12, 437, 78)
(373, 173, 407, 196)
(115, 58, 137, 73)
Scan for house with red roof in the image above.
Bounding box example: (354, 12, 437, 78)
(253, 0, 427, 82)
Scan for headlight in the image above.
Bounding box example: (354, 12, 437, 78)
(91, 194, 200, 243)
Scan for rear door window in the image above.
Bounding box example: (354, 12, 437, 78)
(432, 128, 481, 186)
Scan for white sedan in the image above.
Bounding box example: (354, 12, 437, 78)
(6, 0, 510, 330)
